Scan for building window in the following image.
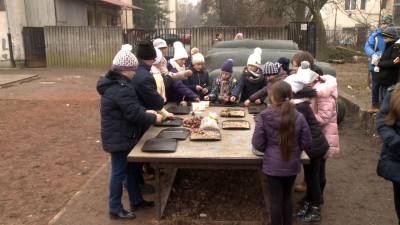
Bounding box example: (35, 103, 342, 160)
(360, 0, 366, 10)
(345, 0, 356, 10)
(0, 0, 5, 11)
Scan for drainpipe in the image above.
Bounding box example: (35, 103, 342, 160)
(4, 0, 16, 68)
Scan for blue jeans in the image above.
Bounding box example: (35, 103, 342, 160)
(109, 151, 143, 213)
(371, 71, 380, 104)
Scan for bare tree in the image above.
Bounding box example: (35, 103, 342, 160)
(177, 0, 203, 28)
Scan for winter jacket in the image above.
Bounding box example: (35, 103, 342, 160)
(248, 68, 287, 102)
(252, 106, 312, 176)
(183, 68, 212, 100)
(96, 70, 156, 153)
(166, 63, 199, 103)
(376, 85, 400, 183)
(132, 60, 164, 111)
(232, 67, 267, 102)
(292, 87, 330, 158)
(375, 39, 400, 86)
(310, 75, 340, 159)
(365, 29, 386, 71)
(208, 76, 238, 103)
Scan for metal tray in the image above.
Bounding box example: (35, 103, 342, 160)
(166, 106, 191, 115)
(189, 128, 221, 141)
(141, 137, 177, 153)
(154, 118, 183, 127)
(220, 109, 245, 117)
(222, 120, 250, 130)
(156, 128, 190, 140)
(248, 104, 267, 114)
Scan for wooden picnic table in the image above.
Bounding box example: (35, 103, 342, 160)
(127, 105, 309, 220)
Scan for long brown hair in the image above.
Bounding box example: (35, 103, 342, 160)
(270, 81, 296, 161)
(385, 84, 400, 126)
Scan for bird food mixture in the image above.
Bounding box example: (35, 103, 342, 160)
(220, 108, 245, 117)
(222, 120, 250, 129)
(190, 128, 221, 140)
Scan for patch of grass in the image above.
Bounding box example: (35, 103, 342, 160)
(328, 46, 368, 63)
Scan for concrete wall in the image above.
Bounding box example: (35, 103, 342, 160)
(322, 0, 392, 31)
(0, 0, 27, 68)
(25, 0, 56, 26)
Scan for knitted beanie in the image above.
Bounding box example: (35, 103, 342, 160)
(221, 59, 233, 73)
(136, 41, 157, 60)
(247, 47, 262, 68)
(381, 13, 394, 25)
(191, 53, 205, 64)
(112, 44, 138, 71)
(173, 41, 188, 60)
(191, 47, 199, 56)
(153, 48, 163, 65)
(382, 27, 398, 39)
(153, 38, 168, 49)
(263, 62, 281, 75)
(277, 57, 290, 72)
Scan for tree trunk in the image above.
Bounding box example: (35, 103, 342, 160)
(314, 10, 328, 61)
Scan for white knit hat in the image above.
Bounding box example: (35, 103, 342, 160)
(112, 44, 138, 71)
(284, 61, 319, 93)
(247, 47, 262, 68)
(153, 48, 163, 65)
(173, 41, 188, 60)
(191, 53, 204, 64)
(153, 38, 168, 49)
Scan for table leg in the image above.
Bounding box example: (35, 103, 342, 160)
(154, 165, 161, 220)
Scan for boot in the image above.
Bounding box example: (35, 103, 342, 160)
(367, 103, 380, 114)
(297, 206, 321, 223)
(295, 180, 307, 192)
(294, 201, 310, 217)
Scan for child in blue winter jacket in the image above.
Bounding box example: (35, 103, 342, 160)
(183, 52, 211, 100)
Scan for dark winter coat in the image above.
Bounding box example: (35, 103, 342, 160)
(376, 40, 400, 85)
(183, 68, 212, 100)
(132, 60, 164, 110)
(248, 68, 287, 102)
(376, 85, 400, 183)
(232, 67, 267, 102)
(166, 63, 199, 103)
(292, 87, 330, 158)
(252, 105, 312, 176)
(96, 70, 156, 153)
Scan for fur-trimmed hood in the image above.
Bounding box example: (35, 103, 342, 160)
(314, 75, 338, 99)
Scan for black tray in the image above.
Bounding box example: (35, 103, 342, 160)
(154, 118, 183, 127)
(209, 102, 239, 107)
(141, 137, 177, 153)
(222, 120, 250, 130)
(248, 104, 267, 114)
(166, 106, 191, 115)
(156, 128, 190, 140)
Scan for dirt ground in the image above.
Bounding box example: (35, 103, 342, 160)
(0, 63, 397, 225)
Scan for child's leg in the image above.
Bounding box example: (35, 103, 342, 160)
(268, 175, 296, 225)
(282, 175, 296, 225)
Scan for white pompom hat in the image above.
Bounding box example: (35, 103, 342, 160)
(112, 44, 138, 71)
(173, 41, 188, 60)
(247, 47, 262, 68)
(191, 53, 205, 64)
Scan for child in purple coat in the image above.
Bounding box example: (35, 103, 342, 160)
(252, 80, 312, 225)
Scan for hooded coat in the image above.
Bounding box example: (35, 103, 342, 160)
(252, 106, 312, 176)
(292, 87, 330, 158)
(375, 39, 400, 86)
(310, 75, 340, 158)
(96, 70, 156, 153)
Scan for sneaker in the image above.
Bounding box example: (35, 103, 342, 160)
(130, 200, 155, 212)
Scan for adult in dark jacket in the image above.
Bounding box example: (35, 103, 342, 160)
(376, 84, 400, 224)
(96, 44, 162, 220)
(290, 87, 330, 223)
(244, 62, 287, 106)
(374, 27, 400, 102)
(183, 52, 211, 100)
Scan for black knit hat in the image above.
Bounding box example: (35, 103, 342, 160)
(136, 41, 157, 60)
(382, 27, 398, 39)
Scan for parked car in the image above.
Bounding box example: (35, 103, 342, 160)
(153, 34, 191, 46)
(180, 34, 191, 44)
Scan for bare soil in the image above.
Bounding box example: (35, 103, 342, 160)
(0, 63, 396, 225)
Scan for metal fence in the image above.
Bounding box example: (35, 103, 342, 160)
(326, 28, 368, 48)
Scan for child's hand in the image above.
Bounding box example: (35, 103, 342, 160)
(185, 70, 193, 76)
(193, 97, 200, 102)
(204, 96, 210, 101)
(230, 96, 237, 102)
(244, 100, 251, 107)
(202, 88, 208, 94)
(167, 113, 175, 119)
(255, 99, 261, 104)
(155, 114, 163, 124)
(196, 85, 203, 91)
(394, 57, 400, 64)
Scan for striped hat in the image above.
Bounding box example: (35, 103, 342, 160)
(263, 62, 281, 75)
(112, 44, 138, 71)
